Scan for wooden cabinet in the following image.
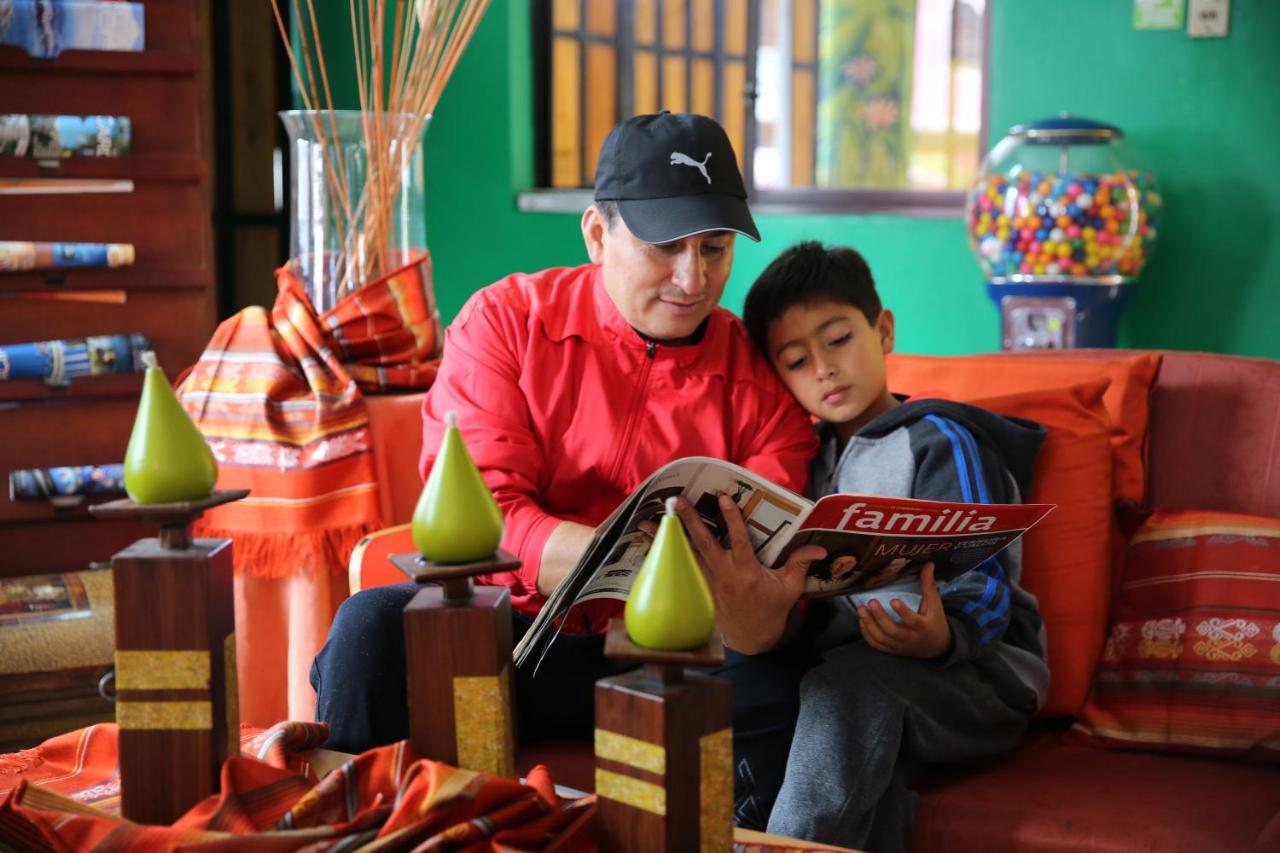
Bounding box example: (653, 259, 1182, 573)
(0, 0, 215, 579)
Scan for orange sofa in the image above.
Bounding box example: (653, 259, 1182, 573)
(361, 349, 1280, 851)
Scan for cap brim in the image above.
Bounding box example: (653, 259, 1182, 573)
(616, 194, 760, 243)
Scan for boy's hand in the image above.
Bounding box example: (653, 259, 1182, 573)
(675, 495, 825, 654)
(857, 563, 952, 660)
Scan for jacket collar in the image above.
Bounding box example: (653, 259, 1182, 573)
(541, 264, 732, 372)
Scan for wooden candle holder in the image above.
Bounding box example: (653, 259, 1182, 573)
(89, 489, 248, 825)
(390, 549, 521, 778)
(594, 619, 733, 852)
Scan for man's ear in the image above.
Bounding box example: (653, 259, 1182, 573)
(581, 205, 607, 264)
(878, 308, 896, 355)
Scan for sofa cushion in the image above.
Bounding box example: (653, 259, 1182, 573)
(911, 730, 1280, 852)
(1141, 351, 1280, 517)
(1070, 509, 1280, 761)
(887, 351, 1159, 506)
(965, 379, 1114, 718)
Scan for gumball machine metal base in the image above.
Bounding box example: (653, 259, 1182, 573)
(990, 277, 1135, 350)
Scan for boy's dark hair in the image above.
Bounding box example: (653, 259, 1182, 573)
(743, 241, 882, 357)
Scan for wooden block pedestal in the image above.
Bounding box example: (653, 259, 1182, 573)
(89, 489, 247, 825)
(391, 549, 521, 778)
(594, 620, 733, 852)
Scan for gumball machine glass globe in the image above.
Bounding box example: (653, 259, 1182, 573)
(966, 116, 1161, 284)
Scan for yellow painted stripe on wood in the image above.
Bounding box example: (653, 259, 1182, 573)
(596, 767, 666, 816)
(118, 701, 212, 730)
(699, 728, 733, 851)
(453, 672, 514, 778)
(114, 651, 209, 690)
(595, 728, 666, 774)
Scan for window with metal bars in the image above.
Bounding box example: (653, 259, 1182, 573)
(533, 0, 988, 215)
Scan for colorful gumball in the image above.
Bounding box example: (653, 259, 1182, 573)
(966, 118, 1160, 282)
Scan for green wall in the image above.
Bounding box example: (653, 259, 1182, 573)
(312, 0, 1280, 358)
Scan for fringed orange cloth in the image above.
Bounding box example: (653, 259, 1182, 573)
(0, 722, 594, 851)
(181, 256, 441, 574)
(178, 256, 441, 724)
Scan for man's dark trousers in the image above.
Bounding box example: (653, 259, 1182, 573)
(311, 582, 814, 828)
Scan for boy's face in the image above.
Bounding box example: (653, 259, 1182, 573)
(766, 300, 896, 439)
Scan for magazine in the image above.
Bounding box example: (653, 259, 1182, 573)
(512, 456, 1053, 667)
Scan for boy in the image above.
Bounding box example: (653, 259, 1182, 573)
(681, 241, 1050, 851)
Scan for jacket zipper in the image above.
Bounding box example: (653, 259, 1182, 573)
(606, 339, 656, 487)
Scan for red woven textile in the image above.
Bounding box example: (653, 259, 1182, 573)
(0, 722, 593, 851)
(180, 256, 441, 580)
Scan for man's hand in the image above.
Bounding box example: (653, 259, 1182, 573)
(536, 521, 597, 596)
(857, 563, 952, 659)
(675, 495, 826, 654)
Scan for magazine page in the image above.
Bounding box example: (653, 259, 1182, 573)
(774, 495, 1054, 599)
(573, 457, 812, 602)
(512, 456, 813, 667)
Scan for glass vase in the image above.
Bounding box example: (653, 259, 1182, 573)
(279, 110, 429, 313)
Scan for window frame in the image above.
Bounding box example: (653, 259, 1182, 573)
(530, 0, 991, 217)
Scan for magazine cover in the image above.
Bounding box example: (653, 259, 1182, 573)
(0, 114, 131, 158)
(0, 333, 150, 383)
(0, 0, 145, 58)
(777, 495, 1052, 598)
(0, 241, 135, 271)
(513, 456, 1053, 667)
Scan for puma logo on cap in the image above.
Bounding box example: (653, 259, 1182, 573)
(670, 151, 712, 184)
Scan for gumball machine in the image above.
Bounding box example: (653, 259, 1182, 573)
(966, 115, 1161, 349)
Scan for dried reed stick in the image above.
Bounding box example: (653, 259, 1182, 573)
(272, 0, 491, 299)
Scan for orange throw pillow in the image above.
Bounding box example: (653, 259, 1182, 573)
(887, 352, 1159, 506)
(965, 378, 1115, 718)
(1070, 510, 1280, 761)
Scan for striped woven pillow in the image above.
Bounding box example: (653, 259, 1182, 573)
(1070, 509, 1280, 760)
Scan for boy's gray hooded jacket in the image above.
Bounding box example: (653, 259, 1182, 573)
(810, 397, 1051, 708)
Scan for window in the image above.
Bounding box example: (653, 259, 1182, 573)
(534, 0, 988, 214)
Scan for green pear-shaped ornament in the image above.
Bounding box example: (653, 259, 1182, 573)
(624, 497, 717, 650)
(412, 411, 504, 563)
(122, 351, 218, 504)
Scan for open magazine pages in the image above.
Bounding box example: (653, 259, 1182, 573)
(780, 495, 1053, 598)
(512, 457, 811, 667)
(512, 456, 1055, 669)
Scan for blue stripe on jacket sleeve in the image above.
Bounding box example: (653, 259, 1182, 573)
(963, 574, 999, 616)
(976, 586, 1010, 626)
(923, 415, 975, 502)
(979, 624, 1006, 645)
(923, 415, 1012, 647)
(946, 417, 992, 503)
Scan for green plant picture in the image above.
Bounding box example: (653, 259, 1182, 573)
(816, 0, 917, 188)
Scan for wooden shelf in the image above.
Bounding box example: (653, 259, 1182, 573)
(2, 0, 214, 582)
(0, 373, 143, 405)
(0, 498, 110, 525)
(0, 266, 213, 293)
(0, 156, 206, 184)
(0, 47, 198, 76)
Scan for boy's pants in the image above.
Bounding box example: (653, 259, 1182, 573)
(765, 637, 1039, 852)
(311, 582, 812, 824)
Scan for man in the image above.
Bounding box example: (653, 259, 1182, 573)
(312, 113, 819, 822)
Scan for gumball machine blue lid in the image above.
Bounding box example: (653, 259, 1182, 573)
(967, 115, 1162, 349)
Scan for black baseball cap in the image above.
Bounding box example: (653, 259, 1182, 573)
(593, 111, 760, 244)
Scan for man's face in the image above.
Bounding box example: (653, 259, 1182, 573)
(583, 206, 735, 341)
(766, 300, 896, 440)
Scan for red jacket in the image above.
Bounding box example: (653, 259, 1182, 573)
(419, 264, 818, 630)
